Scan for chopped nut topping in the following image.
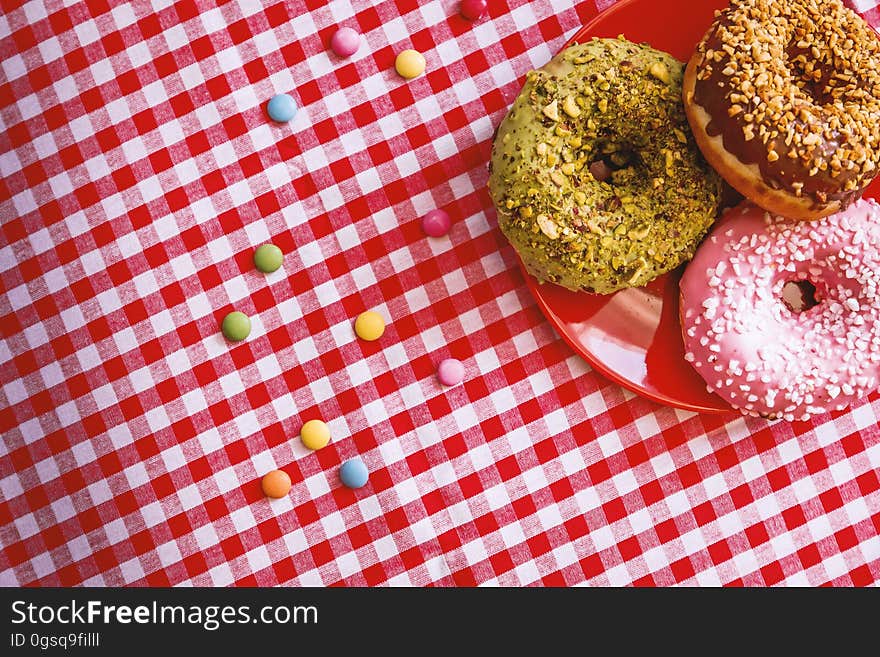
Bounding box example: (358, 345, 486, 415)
(628, 226, 650, 240)
(562, 95, 581, 118)
(550, 171, 566, 187)
(536, 214, 559, 239)
(649, 61, 670, 84)
(488, 37, 722, 294)
(542, 100, 560, 121)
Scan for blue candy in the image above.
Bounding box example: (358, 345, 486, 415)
(267, 94, 297, 123)
(339, 458, 369, 489)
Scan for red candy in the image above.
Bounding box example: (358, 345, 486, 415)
(459, 0, 487, 21)
(421, 209, 451, 237)
(330, 27, 360, 58)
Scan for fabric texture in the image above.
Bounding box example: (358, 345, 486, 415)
(1, 0, 878, 586)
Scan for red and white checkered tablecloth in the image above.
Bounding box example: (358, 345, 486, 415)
(1, 0, 878, 588)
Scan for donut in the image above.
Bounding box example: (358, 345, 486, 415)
(489, 37, 722, 294)
(682, 0, 880, 222)
(680, 199, 880, 421)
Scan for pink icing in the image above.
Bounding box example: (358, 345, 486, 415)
(680, 199, 880, 421)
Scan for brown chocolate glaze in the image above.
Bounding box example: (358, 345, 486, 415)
(692, 14, 873, 210)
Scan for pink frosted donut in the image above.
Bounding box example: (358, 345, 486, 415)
(680, 198, 880, 421)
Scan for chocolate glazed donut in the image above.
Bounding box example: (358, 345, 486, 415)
(682, 0, 880, 221)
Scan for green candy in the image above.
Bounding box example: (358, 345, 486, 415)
(222, 311, 251, 342)
(253, 243, 283, 273)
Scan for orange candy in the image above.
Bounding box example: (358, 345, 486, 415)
(261, 470, 291, 498)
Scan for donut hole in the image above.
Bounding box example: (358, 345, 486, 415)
(782, 279, 820, 313)
(590, 143, 640, 183)
(789, 54, 833, 105)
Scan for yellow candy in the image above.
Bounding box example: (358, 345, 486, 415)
(395, 49, 426, 79)
(354, 310, 386, 341)
(300, 419, 330, 450)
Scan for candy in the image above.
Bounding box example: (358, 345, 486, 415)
(437, 358, 465, 386)
(459, 0, 487, 21)
(421, 209, 451, 237)
(300, 419, 330, 450)
(330, 27, 360, 58)
(222, 311, 251, 342)
(339, 458, 369, 489)
(253, 243, 283, 273)
(261, 470, 291, 498)
(267, 94, 297, 122)
(395, 49, 426, 79)
(354, 310, 385, 341)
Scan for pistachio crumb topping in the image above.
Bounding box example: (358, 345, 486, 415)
(489, 37, 722, 294)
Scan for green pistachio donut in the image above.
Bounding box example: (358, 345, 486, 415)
(489, 37, 723, 294)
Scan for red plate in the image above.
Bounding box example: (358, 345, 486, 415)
(521, 0, 732, 413)
(525, 0, 880, 413)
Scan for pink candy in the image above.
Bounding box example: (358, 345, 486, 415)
(437, 358, 465, 386)
(421, 209, 451, 237)
(330, 27, 360, 58)
(459, 0, 488, 21)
